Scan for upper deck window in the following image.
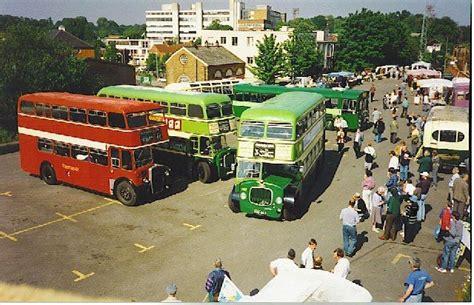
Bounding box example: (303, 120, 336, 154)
(267, 123, 293, 140)
(206, 104, 221, 119)
(70, 108, 87, 123)
(170, 103, 186, 116)
(240, 121, 264, 138)
(108, 112, 126, 129)
(20, 101, 35, 115)
(88, 110, 107, 126)
(221, 102, 233, 116)
(188, 104, 204, 118)
(35, 103, 51, 117)
(127, 112, 148, 128)
(52, 105, 68, 120)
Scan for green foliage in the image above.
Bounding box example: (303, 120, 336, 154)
(250, 34, 285, 84)
(0, 23, 100, 133)
(205, 20, 233, 31)
(103, 42, 121, 63)
(287, 18, 316, 33)
(121, 24, 146, 39)
(55, 16, 97, 43)
(309, 15, 328, 30)
(283, 31, 323, 78)
(0, 128, 17, 144)
(0, 15, 53, 31)
(96, 17, 120, 38)
(146, 53, 171, 77)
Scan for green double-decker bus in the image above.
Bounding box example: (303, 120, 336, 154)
(229, 92, 325, 220)
(97, 85, 237, 183)
(232, 83, 369, 130)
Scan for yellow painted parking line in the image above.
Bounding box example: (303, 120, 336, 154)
(0, 231, 17, 242)
(103, 197, 124, 206)
(391, 253, 411, 264)
(55, 213, 78, 223)
(183, 223, 201, 231)
(0, 191, 12, 197)
(0, 201, 116, 242)
(134, 243, 155, 253)
(72, 270, 95, 282)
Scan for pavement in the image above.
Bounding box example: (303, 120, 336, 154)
(0, 77, 470, 302)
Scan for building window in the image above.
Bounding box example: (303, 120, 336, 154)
(177, 74, 191, 83)
(247, 57, 254, 64)
(246, 37, 254, 46)
(236, 67, 243, 76)
(220, 37, 227, 44)
(232, 37, 238, 46)
(214, 70, 223, 79)
(179, 54, 188, 65)
(225, 69, 233, 77)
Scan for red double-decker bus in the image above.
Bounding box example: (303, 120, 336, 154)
(18, 92, 170, 206)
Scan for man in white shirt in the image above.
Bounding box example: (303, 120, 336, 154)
(371, 108, 382, 124)
(339, 200, 359, 257)
(332, 248, 351, 279)
(269, 249, 298, 276)
(301, 239, 318, 269)
(388, 150, 400, 171)
(363, 143, 377, 170)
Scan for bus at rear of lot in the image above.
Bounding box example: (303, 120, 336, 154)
(17, 93, 171, 206)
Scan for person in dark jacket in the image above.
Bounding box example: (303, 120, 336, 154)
(402, 197, 419, 243)
(374, 118, 385, 143)
(352, 193, 368, 221)
(379, 188, 401, 241)
(417, 150, 432, 179)
(416, 172, 431, 221)
(205, 259, 231, 302)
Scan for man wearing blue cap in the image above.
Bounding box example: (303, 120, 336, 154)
(162, 283, 181, 303)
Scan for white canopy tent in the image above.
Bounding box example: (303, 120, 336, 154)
(411, 61, 432, 70)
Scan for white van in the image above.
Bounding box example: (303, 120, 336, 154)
(419, 106, 469, 170)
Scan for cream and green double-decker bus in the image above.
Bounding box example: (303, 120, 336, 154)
(228, 92, 326, 220)
(97, 85, 237, 183)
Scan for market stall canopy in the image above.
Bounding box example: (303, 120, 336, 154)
(452, 77, 470, 85)
(238, 269, 372, 302)
(327, 71, 355, 78)
(418, 78, 453, 88)
(407, 69, 441, 78)
(411, 61, 432, 70)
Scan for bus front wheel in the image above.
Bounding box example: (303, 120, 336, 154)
(115, 180, 138, 206)
(40, 163, 57, 185)
(197, 162, 213, 183)
(228, 191, 240, 213)
(283, 192, 299, 221)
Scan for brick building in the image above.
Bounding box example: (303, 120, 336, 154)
(165, 45, 245, 84)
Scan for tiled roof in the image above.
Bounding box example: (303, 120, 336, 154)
(49, 29, 94, 49)
(185, 46, 244, 66)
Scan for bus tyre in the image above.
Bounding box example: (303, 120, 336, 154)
(115, 180, 138, 206)
(228, 193, 240, 213)
(40, 163, 57, 185)
(197, 162, 213, 183)
(283, 204, 297, 221)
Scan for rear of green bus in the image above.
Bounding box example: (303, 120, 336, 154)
(229, 92, 325, 220)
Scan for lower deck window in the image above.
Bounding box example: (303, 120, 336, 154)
(38, 138, 53, 153)
(90, 149, 108, 166)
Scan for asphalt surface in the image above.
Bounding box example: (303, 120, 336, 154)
(0, 77, 470, 302)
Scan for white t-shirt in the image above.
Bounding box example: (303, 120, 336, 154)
(404, 183, 416, 196)
(333, 257, 351, 279)
(388, 156, 399, 170)
(270, 258, 298, 275)
(301, 247, 314, 269)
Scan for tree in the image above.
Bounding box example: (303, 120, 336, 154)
(96, 17, 120, 38)
(121, 24, 146, 39)
(103, 42, 120, 63)
(249, 34, 285, 84)
(283, 31, 323, 78)
(310, 15, 328, 30)
(146, 53, 171, 77)
(205, 20, 233, 31)
(0, 23, 98, 133)
(287, 18, 316, 33)
(146, 53, 158, 73)
(55, 16, 97, 43)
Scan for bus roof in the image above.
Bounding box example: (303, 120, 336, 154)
(20, 92, 162, 113)
(240, 92, 323, 123)
(427, 106, 468, 123)
(233, 83, 366, 100)
(98, 85, 231, 106)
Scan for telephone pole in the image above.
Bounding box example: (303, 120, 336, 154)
(419, 4, 435, 60)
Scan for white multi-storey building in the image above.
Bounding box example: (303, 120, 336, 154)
(104, 37, 150, 66)
(201, 27, 336, 77)
(146, 0, 245, 43)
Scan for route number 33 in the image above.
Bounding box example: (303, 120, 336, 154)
(165, 118, 182, 130)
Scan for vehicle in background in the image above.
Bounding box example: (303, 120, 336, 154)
(229, 92, 325, 220)
(17, 93, 170, 206)
(374, 65, 398, 78)
(97, 85, 237, 183)
(452, 77, 470, 108)
(417, 78, 453, 106)
(416, 106, 469, 171)
(165, 79, 246, 94)
(232, 83, 369, 130)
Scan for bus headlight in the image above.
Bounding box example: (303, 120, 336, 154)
(240, 192, 247, 200)
(275, 197, 282, 204)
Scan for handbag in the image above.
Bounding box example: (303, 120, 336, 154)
(434, 224, 441, 240)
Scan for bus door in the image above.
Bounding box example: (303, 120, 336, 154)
(109, 147, 133, 193)
(323, 98, 341, 128)
(68, 144, 93, 189)
(341, 99, 358, 129)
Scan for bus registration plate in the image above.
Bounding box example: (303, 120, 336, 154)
(253, 142, 275, 159)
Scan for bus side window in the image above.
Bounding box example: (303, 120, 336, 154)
(52, 105, 69, 120)
(20, 101, 35, 115)
(188, 104, 204, 118)
(36, 103, 52, 117)
(54, 142, 70, 157)
(89, 110, 107, 126)
(108, 112, 126, 129)
(72, 145, 89, 160)
(111, 147, 120, 168)
(200, 137, 211, 155)
(121, 150, 132, 170)
(170, 103, 186, 116)
(90, 149, 108, 166)
(37, 138, 53, 153)
(70, 107, 87, 123)
(190, 137, 198, 154)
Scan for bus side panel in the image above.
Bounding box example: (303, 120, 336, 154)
(18, 134, 42, 176)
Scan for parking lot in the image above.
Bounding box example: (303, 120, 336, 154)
(0, 78, 470, 302)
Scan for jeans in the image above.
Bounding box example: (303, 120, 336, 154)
(343, 225, 357, 255)
(405, 294, 423, 302)
(390, 132, 397, 143)
(441, 240, 459, 270)
(417, 194, 427, 221)
(375, 133, 382, 143)
(400, 165, 409, 181)
(432, 166, 439, 185)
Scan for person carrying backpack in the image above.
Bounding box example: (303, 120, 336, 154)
(205, 259, 231, 302)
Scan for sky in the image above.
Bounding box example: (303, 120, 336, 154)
(0, 0, 471, 26)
